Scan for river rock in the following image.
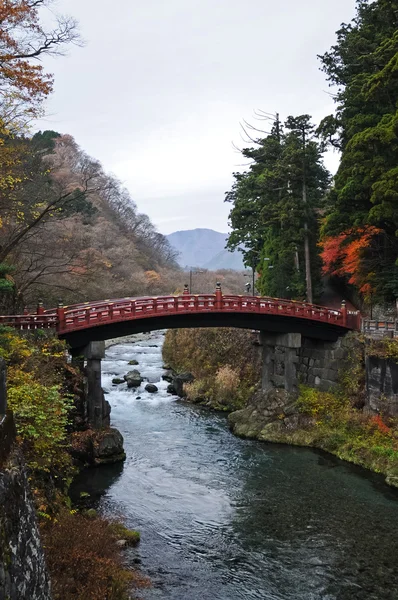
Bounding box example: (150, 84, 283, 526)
(173, 372, 194, 397)
(93, 428, 126, 465)
(162, 370, 174, 383)
(102, 397, 111, 428)
(145, 383, 158, 393)
(167, 384, 177, 395)
(124, 369, 143, 388)
(112, 378, 124, 385)
(228, 388, 299, 439)
(128, 359, 139, 366)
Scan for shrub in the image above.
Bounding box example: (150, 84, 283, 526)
(163, 327, 260, 382)
(367, 338, 398, 362)
(41, 512, 149, 600)
(0, 330, 82, 509)
(214, 365, 241, 405)
(7, 378, 74, 474)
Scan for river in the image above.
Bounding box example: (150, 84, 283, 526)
(71, 332, 398, 600)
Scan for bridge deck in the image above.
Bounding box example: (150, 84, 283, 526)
(0, 290, 360, 342)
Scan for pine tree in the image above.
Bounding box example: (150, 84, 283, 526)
(226, 115, 330, 301)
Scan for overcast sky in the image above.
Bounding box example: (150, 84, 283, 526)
(38, 0, 357, 234)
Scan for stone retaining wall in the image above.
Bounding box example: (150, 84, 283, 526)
(0, 415, 51, 600)
(366, 355, 398, 417)
(297, 336, 351, 392)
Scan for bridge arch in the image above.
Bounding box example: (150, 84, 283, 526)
(0, 285, 360, 429)
(55, 286, 359, 352)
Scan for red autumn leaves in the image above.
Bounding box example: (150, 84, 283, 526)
(320, 226, 382, 294)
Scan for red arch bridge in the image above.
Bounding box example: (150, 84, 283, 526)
(0, 284, 360, 351)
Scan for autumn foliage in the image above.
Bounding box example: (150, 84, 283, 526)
(41, 512, 149, 600)
(320, 226, 382, 293)
(0, 0, 79, 120)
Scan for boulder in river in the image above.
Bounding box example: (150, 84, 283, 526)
(70, 427, 125, 466)
(173, 372, 194, 397)
(167, 384, 177, 395)
(145, 383, 158, 393)
(93, 428, 126, 465)
(128, 359, 139, 366)
(162, 370, 174, 383)
(112, 378, 124, 385)
(124, 369, 143, 388)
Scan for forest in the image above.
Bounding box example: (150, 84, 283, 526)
(0, 1, 397, 312)
(226, 0, 398, 312)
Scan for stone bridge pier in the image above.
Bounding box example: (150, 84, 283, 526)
(229, 330, 353, 438)
(260, 332, 302, 395)
(84, 341, 109, 429)
(259, 330, 352, 396)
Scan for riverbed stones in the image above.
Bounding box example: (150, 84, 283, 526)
(124, 369, 143, 388)
(172, 372, 194, 397)
(162, 370, 174, 383)
(112, 378, 124, 385)
(145, 383, 158, 393)
(228, 388, 299, 439)
(128, 360, 139, 366)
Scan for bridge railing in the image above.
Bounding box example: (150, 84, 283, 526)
(0, 314, 57, 330)
(58, 294, 220, 333)
(0, 291, 362, 334)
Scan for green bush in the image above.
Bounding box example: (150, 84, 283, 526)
(8, 381, 73, 473)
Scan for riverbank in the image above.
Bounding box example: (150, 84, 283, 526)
(0, 327, 146, 600)
(163, 328, 398, 488)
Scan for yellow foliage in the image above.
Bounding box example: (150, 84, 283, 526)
(145, 270, 161, 282)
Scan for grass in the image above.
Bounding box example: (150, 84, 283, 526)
(261, 386, 398, 486)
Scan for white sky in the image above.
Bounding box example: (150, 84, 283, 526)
(38, 0, 357, 234)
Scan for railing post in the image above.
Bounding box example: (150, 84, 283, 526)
(183, 284, 189, 295)
(215, 282, 222, 310)
(23, 306, 29, 315)
(341, 300, 347, 327)
(57, 299, 65, 332)
(36, 299, 44, 315)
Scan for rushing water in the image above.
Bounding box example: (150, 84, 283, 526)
(72, 332, 398, 600)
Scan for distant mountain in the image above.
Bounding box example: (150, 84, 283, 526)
(166, 228, 245, 270)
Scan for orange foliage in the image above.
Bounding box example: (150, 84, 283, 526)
(41, 512, 149, 600)
(320, 226, 381, 291)
(370, 415, 391, 435)
(0, 1, 79, 117)
(145, 270, 160, 283)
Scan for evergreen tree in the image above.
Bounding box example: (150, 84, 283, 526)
(226, 116, 330, 301)
(318, 0, 398, 303)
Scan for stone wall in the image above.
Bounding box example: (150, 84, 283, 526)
(366, 355, 398, 417)
(0, 415, 51, 600)
(297, 336, 352, 392)
(259, 331, 354, 396)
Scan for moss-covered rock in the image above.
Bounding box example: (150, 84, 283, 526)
(110, 523, 141, 546)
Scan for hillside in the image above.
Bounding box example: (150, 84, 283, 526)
(167, 229, 245, 270)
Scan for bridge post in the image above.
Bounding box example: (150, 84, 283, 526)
(36, 299, 44, 315)
(341, 300, 347, 327)
(84, 341, 106, 430)
(57, 300, 66, 332)
(259, 332, 301, 395)
(215, 282, 222, 310)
